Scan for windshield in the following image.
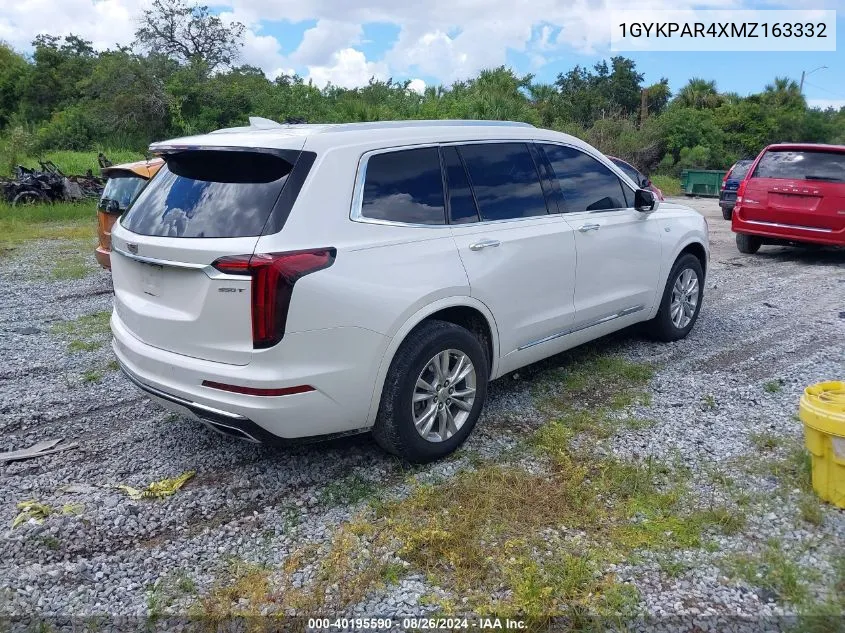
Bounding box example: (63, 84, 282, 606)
(99, 175, 148, 211)
(120, 149, 299, 238)
(753, 150, 845, 183)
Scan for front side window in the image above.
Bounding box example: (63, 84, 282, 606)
(361, 147, 445, 225)
(610, 158, 643, 185)
(542, 144, 629, 212)
(457, 143, 549, 221)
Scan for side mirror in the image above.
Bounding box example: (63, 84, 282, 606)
(634, 188, 656, 212)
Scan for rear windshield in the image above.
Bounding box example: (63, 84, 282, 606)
(753, 150, 845, 183)
(121, 150, 298, 238)
(730, 160, 752, 181)
(99, 175, 147, 212)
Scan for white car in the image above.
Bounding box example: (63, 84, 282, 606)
(110, 119, 708, 462)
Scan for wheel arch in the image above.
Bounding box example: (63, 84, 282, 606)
(364, 297, 500, 427)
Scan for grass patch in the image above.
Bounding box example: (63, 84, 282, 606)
(68, 340, 101, 353)
(725, 540, 812, 606)
(764, 379, 784, 394)
(50, 245, 93, 280)
(798, 494, 823, 526)
(0, 201, 96, 253)
(51, 310, 111, 338)
(148, 570, 199, 622)
(749, 431, 783, 452)
(82, 370, 103, 383)
(701, 394, 717, 411)
(194, 559, 271, 621)
(650, 175, 682, 197)
(318, 473, 380, 507)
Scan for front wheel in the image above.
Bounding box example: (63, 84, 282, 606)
(372, 320, 488, 463)
(645, 254, 704, 342)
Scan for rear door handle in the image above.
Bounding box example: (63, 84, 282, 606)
(469, 239, 501, 251)
(578, 223, 601, 233)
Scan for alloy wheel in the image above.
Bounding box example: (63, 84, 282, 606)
(411, 349, 477, 442)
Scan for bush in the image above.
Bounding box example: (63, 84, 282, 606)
(0, 125, 36, 175)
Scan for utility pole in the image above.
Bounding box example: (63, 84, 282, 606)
(639, 88, 648, 128)
(800, 66, 828, 93)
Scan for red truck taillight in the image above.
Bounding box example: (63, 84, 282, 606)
(212, 248, 336, 348)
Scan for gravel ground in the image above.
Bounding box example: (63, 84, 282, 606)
(0, 198, 843, 630)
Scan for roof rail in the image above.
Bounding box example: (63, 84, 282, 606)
(248, 116, 283, 129)
(322, 119, 535, 133)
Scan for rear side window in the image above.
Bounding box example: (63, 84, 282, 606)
(458, 143, 548, 221)
(753, 150, 845, 183)
(442, 146, 479, 224)
(361, 147, 445, 225)
(541, 144, 629, 212)
(121, 150, 298, 238)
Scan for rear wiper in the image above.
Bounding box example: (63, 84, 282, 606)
(804, 175, 844, 182)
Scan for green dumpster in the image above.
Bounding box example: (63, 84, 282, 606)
(679, 169, 727, 197)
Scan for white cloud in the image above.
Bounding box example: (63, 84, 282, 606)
(291, 20, 362, 66)
(407, 78, 426, 94)
(807, 98, 845, 111)
(306, 48, 387, 89)
(1, 0, 816, 88)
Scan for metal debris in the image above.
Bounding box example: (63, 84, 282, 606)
(0, 439, 78, 463)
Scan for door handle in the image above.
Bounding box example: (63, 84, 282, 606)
(469, 239, 501, 251)
(578, 223, 601, 233)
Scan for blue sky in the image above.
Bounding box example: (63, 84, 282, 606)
(1, 0, 843, 109)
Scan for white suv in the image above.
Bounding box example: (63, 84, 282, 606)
(110, 119, 708, 462)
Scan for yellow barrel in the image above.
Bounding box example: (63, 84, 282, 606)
(799, 381, 845, 508)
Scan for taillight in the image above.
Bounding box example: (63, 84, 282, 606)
(212, 248, 336, 348)
(735, 179, 748, 210)
(721, 168, 732, 191)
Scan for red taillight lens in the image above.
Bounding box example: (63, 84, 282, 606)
(212, 248, 336, 348)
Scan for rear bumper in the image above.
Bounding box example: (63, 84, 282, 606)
(732, 210, 845, 246)
(111, 311, 388, 440)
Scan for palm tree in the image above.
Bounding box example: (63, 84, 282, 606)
(763, 77, 804, 109)
(675, 78, 722, 109)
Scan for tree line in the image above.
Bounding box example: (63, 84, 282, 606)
(0, 0, 843, 175)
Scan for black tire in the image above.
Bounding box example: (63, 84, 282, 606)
(372, 320, 489, 463)
(645, 253, 704, 342)
(11, 190, 48, 206)
(736, 233, 762, 254)
(721, 206, 732, 221)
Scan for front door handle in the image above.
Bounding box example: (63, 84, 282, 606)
(469, 239, 501, 251)
(578, 223, 601, 233)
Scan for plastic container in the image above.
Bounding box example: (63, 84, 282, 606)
(799, 381, 845, 508)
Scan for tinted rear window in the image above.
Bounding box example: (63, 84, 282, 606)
(753, 150, 845, 183)
(121, 150, 297, 238)
(730, 160, 752, 180)
(99, 175, 147, 211)
(361, 147, 445, 225)
(458, 143, 548, 221)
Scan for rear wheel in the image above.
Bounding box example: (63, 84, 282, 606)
(736, 233, 762, 254)
(373, 320, 488, 463)
(11, 190, 48, 206)
(645, 253, 704, 342)
(721, 206, 732, 221)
